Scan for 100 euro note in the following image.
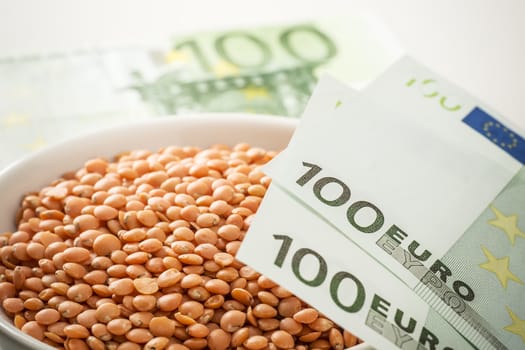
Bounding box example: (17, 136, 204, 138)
(0, 16, 402, 169)
(237, 177, 475, 349)
(261, 58, 525, 349)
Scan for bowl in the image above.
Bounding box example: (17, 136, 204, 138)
(0, 113, 372, 350)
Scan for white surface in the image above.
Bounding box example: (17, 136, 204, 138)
(0, 0, 524, 129)
(0, 2, 522, 349)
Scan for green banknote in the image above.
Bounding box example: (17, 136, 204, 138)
(262, 58, 525, 349)
(238, 184, 476, 350)
(0, 16, 401, 169)
(130, 16, 401, 116)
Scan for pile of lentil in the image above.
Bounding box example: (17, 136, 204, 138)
(0, 143, 361, 350)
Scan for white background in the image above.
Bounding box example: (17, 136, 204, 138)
(0, 0, 524, 128)
(0, 2, 522, 349)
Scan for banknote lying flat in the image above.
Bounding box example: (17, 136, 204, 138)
(0, 16, 402, 169)
(256, 58, 525, 349)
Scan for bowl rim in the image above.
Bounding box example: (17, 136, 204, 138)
(0, 113, 297, 177)
(0, 112, 298, 230)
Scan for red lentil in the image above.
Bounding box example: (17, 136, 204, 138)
(0, 143, 361, 350)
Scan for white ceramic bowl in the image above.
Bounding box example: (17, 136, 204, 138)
(0, 114, 372, 350)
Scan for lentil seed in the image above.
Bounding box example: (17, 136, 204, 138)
(207, 329, 231, 350)
(219, 310, 245, 332)
(77, 309, 98, 328)
(66, 283, 93, 302)
(64, 324, 90, 338)
(21, 320, 45, 340)
(23, 297, 44, 311)
(34, 308, 61, 325)
(271, 330, 295, 349)
(252, 303, 277, 319)
(107, 318, 133, 336)
(257, 318, 279, 331)
(231, 288, 253, 306)
(144, 336, 170, 350)
(174, 312, 196, 326)
(93, 234, 121, 256)
(243, 335, 268, 350)
(293, 308, 318, 324)
(86, 336, 105, 350)
(204, 294, 224, 309)
(149, 316, 175, 337)
(129, 312, 154, 328)
(58, 300, 84, 318)
(231, 327, 249, 347)
(309, 317, 334, 332)
(204, 279, 229, 295)
(157, 293, 182, 312)
(96, 302, 120, 323)
(3, 297, 25, 313)
(126, 328, 153, 343)
(91, 322, 112, 341)
(133, 277, 159, 294)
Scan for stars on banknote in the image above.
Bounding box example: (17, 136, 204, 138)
(2, 113, 29, 127)
(24, 137, 47, 151)
(213, 60, 239, 78)
(483, 121, 519, 150)
(488, 205, 525, 245)
(242, 86, 269, 100)
(503, 306, 525, 343)
(164, 50, 190, 64)
(479, 245, 523, 289)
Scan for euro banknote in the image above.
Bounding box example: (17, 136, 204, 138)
(237, 180, 476, 349)
(260, 58, 525, 349)
(0, 16, 402, 169)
